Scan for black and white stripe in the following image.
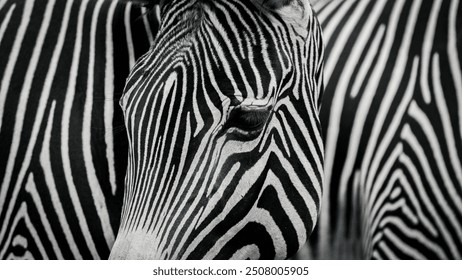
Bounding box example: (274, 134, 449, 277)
(110, 0, 325, 260)
(0, 0, 157, 259)
(309, 0, 462, 259)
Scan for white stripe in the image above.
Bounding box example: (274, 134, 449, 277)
(197, 163, 241, 226)
(83, 0, 115, 249)
(183, 140, 319, 259)
(105, 0, 118, 196)
(420, 0, 442, 104)
(125, 78, 164, 228)
(350, 25, 385, 98)
(323, 0, 368, 82)
(264, 115, 292, 157)
(205, 13, 255, 97)
(0, 0, 8, 10)
(0, 203, 48, 259)
(0, 0, 57, 245)
(39, 103, 81, 259)
(432, 53, 462, 196)
(381, 216, 446, 259)
(264, 171, 307, 252)
(369, 198, 405, 258)
(0, 0, 34, 130)
(12, 234, 27, 248)
(155, 5, 161, 25)
(61, 0, 100, 259)
(397, 170, 439, 238)
(332, 0, 412, 244)
(124, 2, 136, 68)
(407, 102, 462, 243)
(317, 0, 350, 42)
(7, 251, 34, 260)
(447, 0, 462, 141)
(0, 4, 15, 43)
(149, 72, 225, 242)
(382, 227, 426, 259)
(25, 102, 65, 259)
(152, 71, 206, 254)
(319, 0, 388, 252)
(230, 245, 260, 260)
(368, 144, 403, 231)
(362, 57, 419, 201)
(203, 208, 286, 260)
(0, 0, 32, 215)
(141, 7, 155, 45)
(375, 233, 398, 259)
(133, 72, 180, 230)
(25, 174, 65, 259)
(189, 47, 205, 137)
(400, 124, 461, 259)
(278, 108, 322, 197)
(372, 248, 384, 259)
(214, 2, 245, 58)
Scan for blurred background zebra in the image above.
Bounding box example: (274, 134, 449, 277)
(0, 0, 157, 259)
(303, 0, 462, 259)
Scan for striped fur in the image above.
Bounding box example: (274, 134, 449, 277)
(0, 0, 157, 259)
(309, 0, 462, 259)
(110, 0, 324, 259)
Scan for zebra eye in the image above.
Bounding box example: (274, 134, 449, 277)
(226, 106, 272, 135)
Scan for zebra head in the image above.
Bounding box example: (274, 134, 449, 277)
(110, 0, 324, 259)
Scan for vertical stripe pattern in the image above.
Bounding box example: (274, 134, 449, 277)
(110, 0, 324, 260)
(0, 0, 158, 259)
(309, 0, 462, 259)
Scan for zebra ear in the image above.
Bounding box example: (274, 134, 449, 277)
(262, 0, 314, 37)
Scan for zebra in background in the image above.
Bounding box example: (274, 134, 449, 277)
(307, 0, 462, 259)
(109, 0, 324, 259)
(0, 0, 157, 259)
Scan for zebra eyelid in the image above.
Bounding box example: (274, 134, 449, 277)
(225, 104, 273, 137)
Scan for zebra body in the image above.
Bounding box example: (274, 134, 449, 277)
(0, 0, 156, 259)
(311, 0, 462, 259)
(109, 0, 324, 260)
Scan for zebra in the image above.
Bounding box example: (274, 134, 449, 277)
(1, 0, 324, 260)
(0, 0, 157, 259)
(307, 0, 462, 259)
(109, 0, 325, 260)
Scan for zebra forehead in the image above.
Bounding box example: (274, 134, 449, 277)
(155, 0, 315, 41)
(126, 0, 308, 13)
